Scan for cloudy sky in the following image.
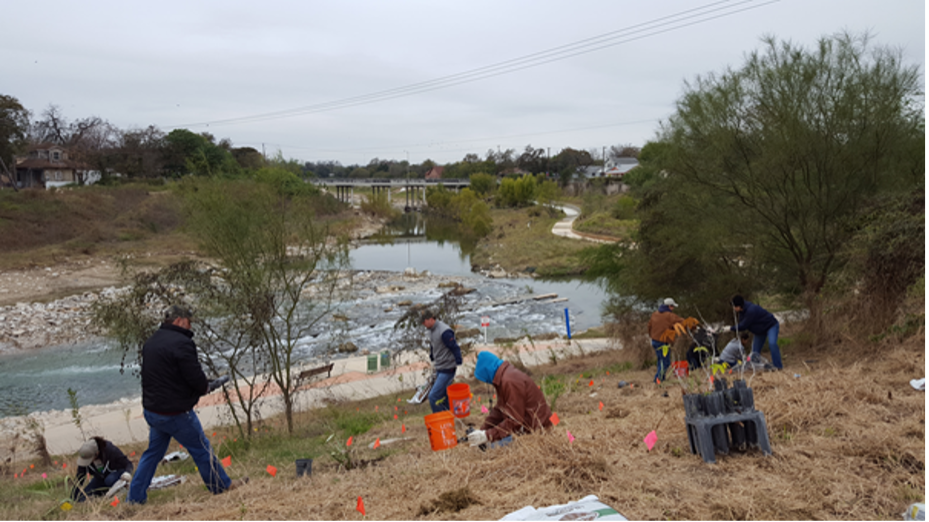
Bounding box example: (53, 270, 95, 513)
(3, 0, 924, 166)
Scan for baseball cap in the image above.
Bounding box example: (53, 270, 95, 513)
(76, 440, 97, 467)
(664, 298, 679, 307)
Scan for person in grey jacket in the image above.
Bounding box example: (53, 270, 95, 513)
(422, 310, 463, 413)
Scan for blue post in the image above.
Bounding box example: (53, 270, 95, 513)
(564, 308, 571, 339)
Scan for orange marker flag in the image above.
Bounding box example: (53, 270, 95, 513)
(356, 496, 366, 516)
(599, 401, 604, 411)
(394, 406, 398, 411)
(606, 371, 610, 376)
(212, 432, 216, 437)
(54, 460, 58, 465)
(110, 497, 119, 507)
(375, 406, 378, 412)
(62, 463, 67, 469)
(129, 451, 135, 457)
(401, 424, 406, 433)
(397, 398, 401, 402)
(29, 464, 34, 469)
(346, 436, 353, 447)
(588, 380, 594, 387)
(221, 456, 231, 467)
(550, 412, 560, 426)
(266, 464, 277, 477)
(393, 414, 398, 420)
(373, 438, 381, 449)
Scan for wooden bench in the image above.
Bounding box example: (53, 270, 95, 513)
(297, 363, 335, 384)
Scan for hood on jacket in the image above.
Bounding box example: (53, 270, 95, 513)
(658, 304, 672, 313)
(474, 351, 504, 384)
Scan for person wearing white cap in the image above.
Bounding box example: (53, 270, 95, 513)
(71, 437, 133, 501)
(647, 298, 698, 384)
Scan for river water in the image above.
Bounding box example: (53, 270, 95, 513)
(0, 214, 608, 417)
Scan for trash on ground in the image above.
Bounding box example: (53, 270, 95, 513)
(617, 381, 628, 388)
(148, 474, 186, 490)
(909, 378, 925, 391)
(904, 502, 925, 521)
(162, 451, 189, 463)
(500, 494, 627, 521)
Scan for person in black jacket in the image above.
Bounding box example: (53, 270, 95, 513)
(724, 295, 783, 370)
(127, 305, 246, 504)
(71, 437, 133, 501)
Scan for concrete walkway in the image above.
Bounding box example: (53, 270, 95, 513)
(37, 337, 618, 456)
(551, 203, 617, 244)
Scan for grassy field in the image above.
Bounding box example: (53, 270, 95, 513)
(470, 207, 591, 277)
(1, 322, 923, 520)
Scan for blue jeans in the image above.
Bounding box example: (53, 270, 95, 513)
(73, 469, 130, 501)
(752, 322, 782, 369)
(652, 340, 670, 383)
(128, 410, 231, 504)
(429, 370, 456, 413)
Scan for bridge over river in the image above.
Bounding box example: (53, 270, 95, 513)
(309, 178, 470, 208)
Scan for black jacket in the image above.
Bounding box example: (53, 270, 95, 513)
(75, 440, 133, 484)
(141, 323, 209, 414)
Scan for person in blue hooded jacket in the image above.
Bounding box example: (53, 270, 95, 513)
(725, 295, 783, 370)
(467, 351, 553, 448)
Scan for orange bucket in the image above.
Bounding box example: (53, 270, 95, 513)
(446, 383, 471, 418)
(672, 361, 689, 377)
(424, 411, 458, 451)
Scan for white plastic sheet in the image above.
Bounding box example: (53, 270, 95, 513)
(500, 495, 627, 521)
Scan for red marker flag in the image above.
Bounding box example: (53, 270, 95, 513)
(110, 497, 119, 507)
(550, 412, 560, 426)
(356, 496, 366, 516)
(393, 414, 398, 420)
(401, 424, 406, 433)
(266, 464, 277, 477)
(346, 436, 353, 447)
(588, 380, 594, 387)
(221, 456, 231, 467)
(599, 401, 604, 411)
(373, 438, 381, 449)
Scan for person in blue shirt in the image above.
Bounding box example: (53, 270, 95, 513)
(725, 295, 783, 369)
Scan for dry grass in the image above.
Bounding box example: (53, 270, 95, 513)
(4, 320, 924, 521)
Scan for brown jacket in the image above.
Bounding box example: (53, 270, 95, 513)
(648, 309, 685, 343)
(481, 362, 553, 442)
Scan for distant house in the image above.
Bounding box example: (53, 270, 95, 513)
(424, 166, 445, 180)
(576, 157, 639, 179)
(14, 144, 86, 189)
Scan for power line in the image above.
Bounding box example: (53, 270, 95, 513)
(244, 118, 660, 157)
(167, 0, 779, 129)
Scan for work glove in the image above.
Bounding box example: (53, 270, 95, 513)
(467, 429, 488, 447)
(207, 375, 230, 393)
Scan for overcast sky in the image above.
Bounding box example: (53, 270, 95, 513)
(3, 0, 924, 166)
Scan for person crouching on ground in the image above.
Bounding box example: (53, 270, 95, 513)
(127, 305, 247, 505)
(71, 436, 133, 501)
(422, 310, 463, 413)
(717, 331, 751, 368)
(467, 351, 553, 448)
(726, 295, 783, 370)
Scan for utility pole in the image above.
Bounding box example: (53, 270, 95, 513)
(602, 146, 606, 176)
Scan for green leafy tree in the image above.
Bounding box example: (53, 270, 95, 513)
(660, 32, 923, 304)
(468, 172, 496, 196)
(583, 32, 923, 323)
(496, 175, 537, 207)
(0, 95, 30, 181)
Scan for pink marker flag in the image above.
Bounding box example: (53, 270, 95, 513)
(567, 430, 575, 443)
(644, 430, 658, 451)
(481, 405, 489, 414)
(42, 473, 47, 479)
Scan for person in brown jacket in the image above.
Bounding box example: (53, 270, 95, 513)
(467, 351, 553, 448)
(647, 298, 698, 384)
